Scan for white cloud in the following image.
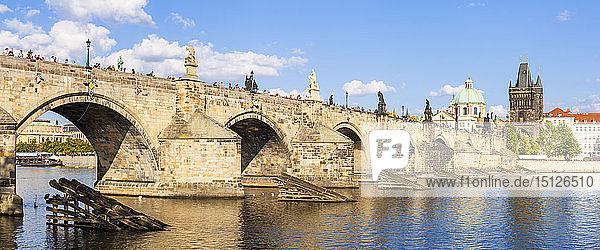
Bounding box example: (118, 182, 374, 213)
(557, 10, 570, 22)
(0, 4, 12, 13)
(489, 105, 508, 118)
(268, 88, 307, 98)
(192, 42, 308, 80)
(595, 78, 600, 83)
(170, 12, 195, 28)
(429, 84, 464, 97)
(94, 35, 307, 79)
(466, 2, 485, 7)
(291, 48, 304, 55)
(343, 80, 396, 96)
(3, 18, 44, 35)
(400, 82, 406, 88)
(571, 95, 600, 113)
(45, 0, 154, 25)
(0, 20, 116, 61)
(94, 34, 185, 77)
(26, 9, 40, 18)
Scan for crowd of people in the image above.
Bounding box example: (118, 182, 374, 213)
(204, 80, 376, 115)
(1, 47, 160, 78)
(2, 47, 379, 115)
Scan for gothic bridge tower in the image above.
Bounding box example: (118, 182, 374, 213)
(508, 62, 544, 122)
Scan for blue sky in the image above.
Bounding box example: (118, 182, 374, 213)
(0, 0, 599, 124)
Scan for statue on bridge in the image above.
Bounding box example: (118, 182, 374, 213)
(183, 45, 199, 79)
(375, 91, 387, 116)
(307, 69, 321, 101)
(244, 70, 258, 92)
(329, 94, 334, 105)
(424, 99, 433, 122)
(117, 56, 124, 71)
(309, 69, 319, 89)
(185, 45, 197, 66)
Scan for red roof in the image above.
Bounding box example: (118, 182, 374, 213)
(544, 107, 600, 123)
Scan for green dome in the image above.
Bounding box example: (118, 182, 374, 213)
(450, 77, 485, 105)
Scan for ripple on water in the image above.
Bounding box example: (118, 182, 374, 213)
(5, 167, 600, 248)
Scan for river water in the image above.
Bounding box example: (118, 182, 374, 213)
(2, 167, 600, 248)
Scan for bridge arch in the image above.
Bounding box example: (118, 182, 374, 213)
(434, 135, 448, 146)
(225, 111, 290, 174)
(333, 122, 369, 175)
(16, 92, 159, 183)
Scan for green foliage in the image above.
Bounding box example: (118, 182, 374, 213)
(518, 136, 541, 155)
(537, 121, 581, 160)
(16, 138, 95, 154)
(505, 124, 541, 155)
(16, 140, 38, 152)
(505, 125, 519, 153)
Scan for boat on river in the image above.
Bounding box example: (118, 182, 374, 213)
(16, 152, 63, 167)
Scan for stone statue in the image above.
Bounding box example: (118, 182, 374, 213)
(308, 69, 318, 89)
(185, 45, 197, 66)
(117, 56, 123, 71)
(244, 70, 258, 91)
(329, 94, 334, 105)
(424, 99, 433, 122)
(375, 91, 386, 116)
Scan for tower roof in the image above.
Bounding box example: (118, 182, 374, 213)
(535, 75, 542, 87)
(516, 62, 532, 88)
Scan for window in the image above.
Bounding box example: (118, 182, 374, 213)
(474, 107, 478, 116)
(463, 107, 468, 115)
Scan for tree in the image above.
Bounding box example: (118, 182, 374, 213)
(505, 124, 540, 155)
(518, 136, 540, 155)
(16, 138, 95, 154)
(16, 140, 38, 152)
(505, 125, 519, 153)
(537, 121, 581, 160)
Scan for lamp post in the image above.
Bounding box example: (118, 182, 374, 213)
(345, 91, 348, 108)
(85, 39, 91, 69)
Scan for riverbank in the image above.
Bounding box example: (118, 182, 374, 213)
(58, 155, 96, 169)
(519, 160, 600, 172)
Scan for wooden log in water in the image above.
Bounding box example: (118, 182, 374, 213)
(45, 178, 169, 231)
(275, 173, 354, 202)
(59, 178, 168, 229)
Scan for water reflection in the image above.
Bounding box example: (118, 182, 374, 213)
(0, 216, 22, 249)
(6, 167, 600, 248)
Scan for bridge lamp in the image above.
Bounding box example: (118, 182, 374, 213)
(85, 39, 91, 69)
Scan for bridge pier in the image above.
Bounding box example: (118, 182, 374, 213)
(0, 114, 22, 216)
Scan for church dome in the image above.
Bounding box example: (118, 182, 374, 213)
(450, 77, 485, 105)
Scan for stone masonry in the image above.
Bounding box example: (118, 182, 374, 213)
(0, 55, 514, 215)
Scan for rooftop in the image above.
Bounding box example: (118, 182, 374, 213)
(544, 108, 600, 123)
(450, 77, 485, 105)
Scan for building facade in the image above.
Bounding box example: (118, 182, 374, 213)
(446, 76, 487, 131)
(509, 62, 544, 122)
(544, 108, 600, 159)
(17, 120, 87, 143)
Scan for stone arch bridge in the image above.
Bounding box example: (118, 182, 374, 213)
(0, 56, 513, 215)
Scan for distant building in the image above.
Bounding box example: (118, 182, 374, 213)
(446, 76, 487, 131)
(17, 120, 87, 143)
(544, 108, 600, 158)
(63, 124, 87, 141)
(432, 110, 456, 128)
(509, 62, 544, 122)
